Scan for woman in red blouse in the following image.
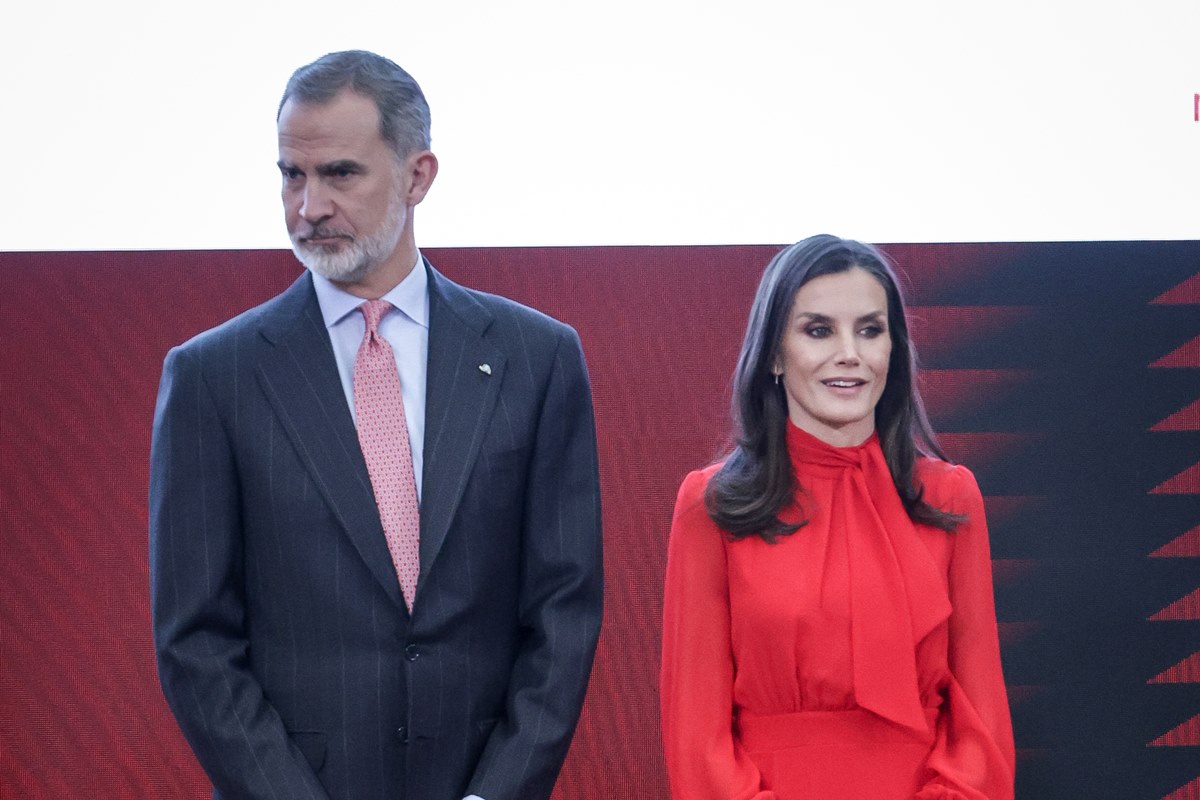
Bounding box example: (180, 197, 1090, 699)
(660, 235, 1014, 800)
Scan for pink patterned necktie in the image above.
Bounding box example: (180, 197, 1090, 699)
(354, 299, 420, 611)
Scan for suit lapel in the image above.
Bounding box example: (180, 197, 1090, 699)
(419, 264, 505, 586)
(254, 273, 406, 613)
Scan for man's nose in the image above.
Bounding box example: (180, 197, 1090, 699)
(300, 181, 334, 223)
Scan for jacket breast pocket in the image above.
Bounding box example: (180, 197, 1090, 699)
(472, 446, 531, 509)
(288, 730, 326, 772)
(477, 445, 531, 480)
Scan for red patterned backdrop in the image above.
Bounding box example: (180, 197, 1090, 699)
(2, 243, 1198, 799)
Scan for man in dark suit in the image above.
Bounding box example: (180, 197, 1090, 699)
(149, 50, 603, 800)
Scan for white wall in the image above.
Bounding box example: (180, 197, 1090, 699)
(3, 0, 1196, 250)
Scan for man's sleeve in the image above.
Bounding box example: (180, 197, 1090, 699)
(149, 345, 331, 800)
(465, 327, 603, 800)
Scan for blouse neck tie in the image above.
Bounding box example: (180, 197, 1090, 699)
(786, 423, 952, 733)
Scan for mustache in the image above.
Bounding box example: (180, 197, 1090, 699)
(295, 227, 354, 243)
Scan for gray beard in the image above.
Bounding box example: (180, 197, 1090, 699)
(291, 194, 406, 284)
(293, 237, 378, 284)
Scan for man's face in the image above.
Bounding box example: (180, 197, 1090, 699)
(277, 90, 410, 284)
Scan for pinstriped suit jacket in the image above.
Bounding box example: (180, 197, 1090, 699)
(149, 262, 603, 800)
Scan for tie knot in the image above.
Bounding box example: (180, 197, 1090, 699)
(359, 299, 393, 333)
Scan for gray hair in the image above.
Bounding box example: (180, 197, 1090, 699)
(278, 50, 431, 159)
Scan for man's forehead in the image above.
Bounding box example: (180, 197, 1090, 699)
(278, 90, 384, 149)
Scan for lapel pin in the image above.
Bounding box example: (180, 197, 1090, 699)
(478, 363, 492, 375)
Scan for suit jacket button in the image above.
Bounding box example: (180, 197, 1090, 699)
(396, 726, 408, 743)
(405, 644, 420, 661)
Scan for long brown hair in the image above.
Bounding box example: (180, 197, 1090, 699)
(705, 234, 962, 541)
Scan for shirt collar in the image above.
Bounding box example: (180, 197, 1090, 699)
(311, 253, 430, 329)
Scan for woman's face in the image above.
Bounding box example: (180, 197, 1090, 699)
(773, 267, 892, 447)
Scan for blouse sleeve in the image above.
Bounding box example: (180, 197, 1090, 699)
(660, 470, 778, 800)
(915, 466, 1016, 800)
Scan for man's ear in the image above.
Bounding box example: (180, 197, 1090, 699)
(405, 150, 439, 205)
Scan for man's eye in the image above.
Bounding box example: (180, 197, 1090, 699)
(281, 168, 302, 180)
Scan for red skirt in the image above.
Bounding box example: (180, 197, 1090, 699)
(736, 707, 939, 800)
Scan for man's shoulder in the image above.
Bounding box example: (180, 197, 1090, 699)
(431, 268, 576, 345)
(172, 274, 309, 358)
(471, 286, 572, 335)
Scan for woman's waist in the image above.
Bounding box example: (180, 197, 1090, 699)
(734, 706, 939, 751)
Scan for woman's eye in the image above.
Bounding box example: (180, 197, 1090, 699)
(860, 325, 885, 338)
(805, 326, 831, 338)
